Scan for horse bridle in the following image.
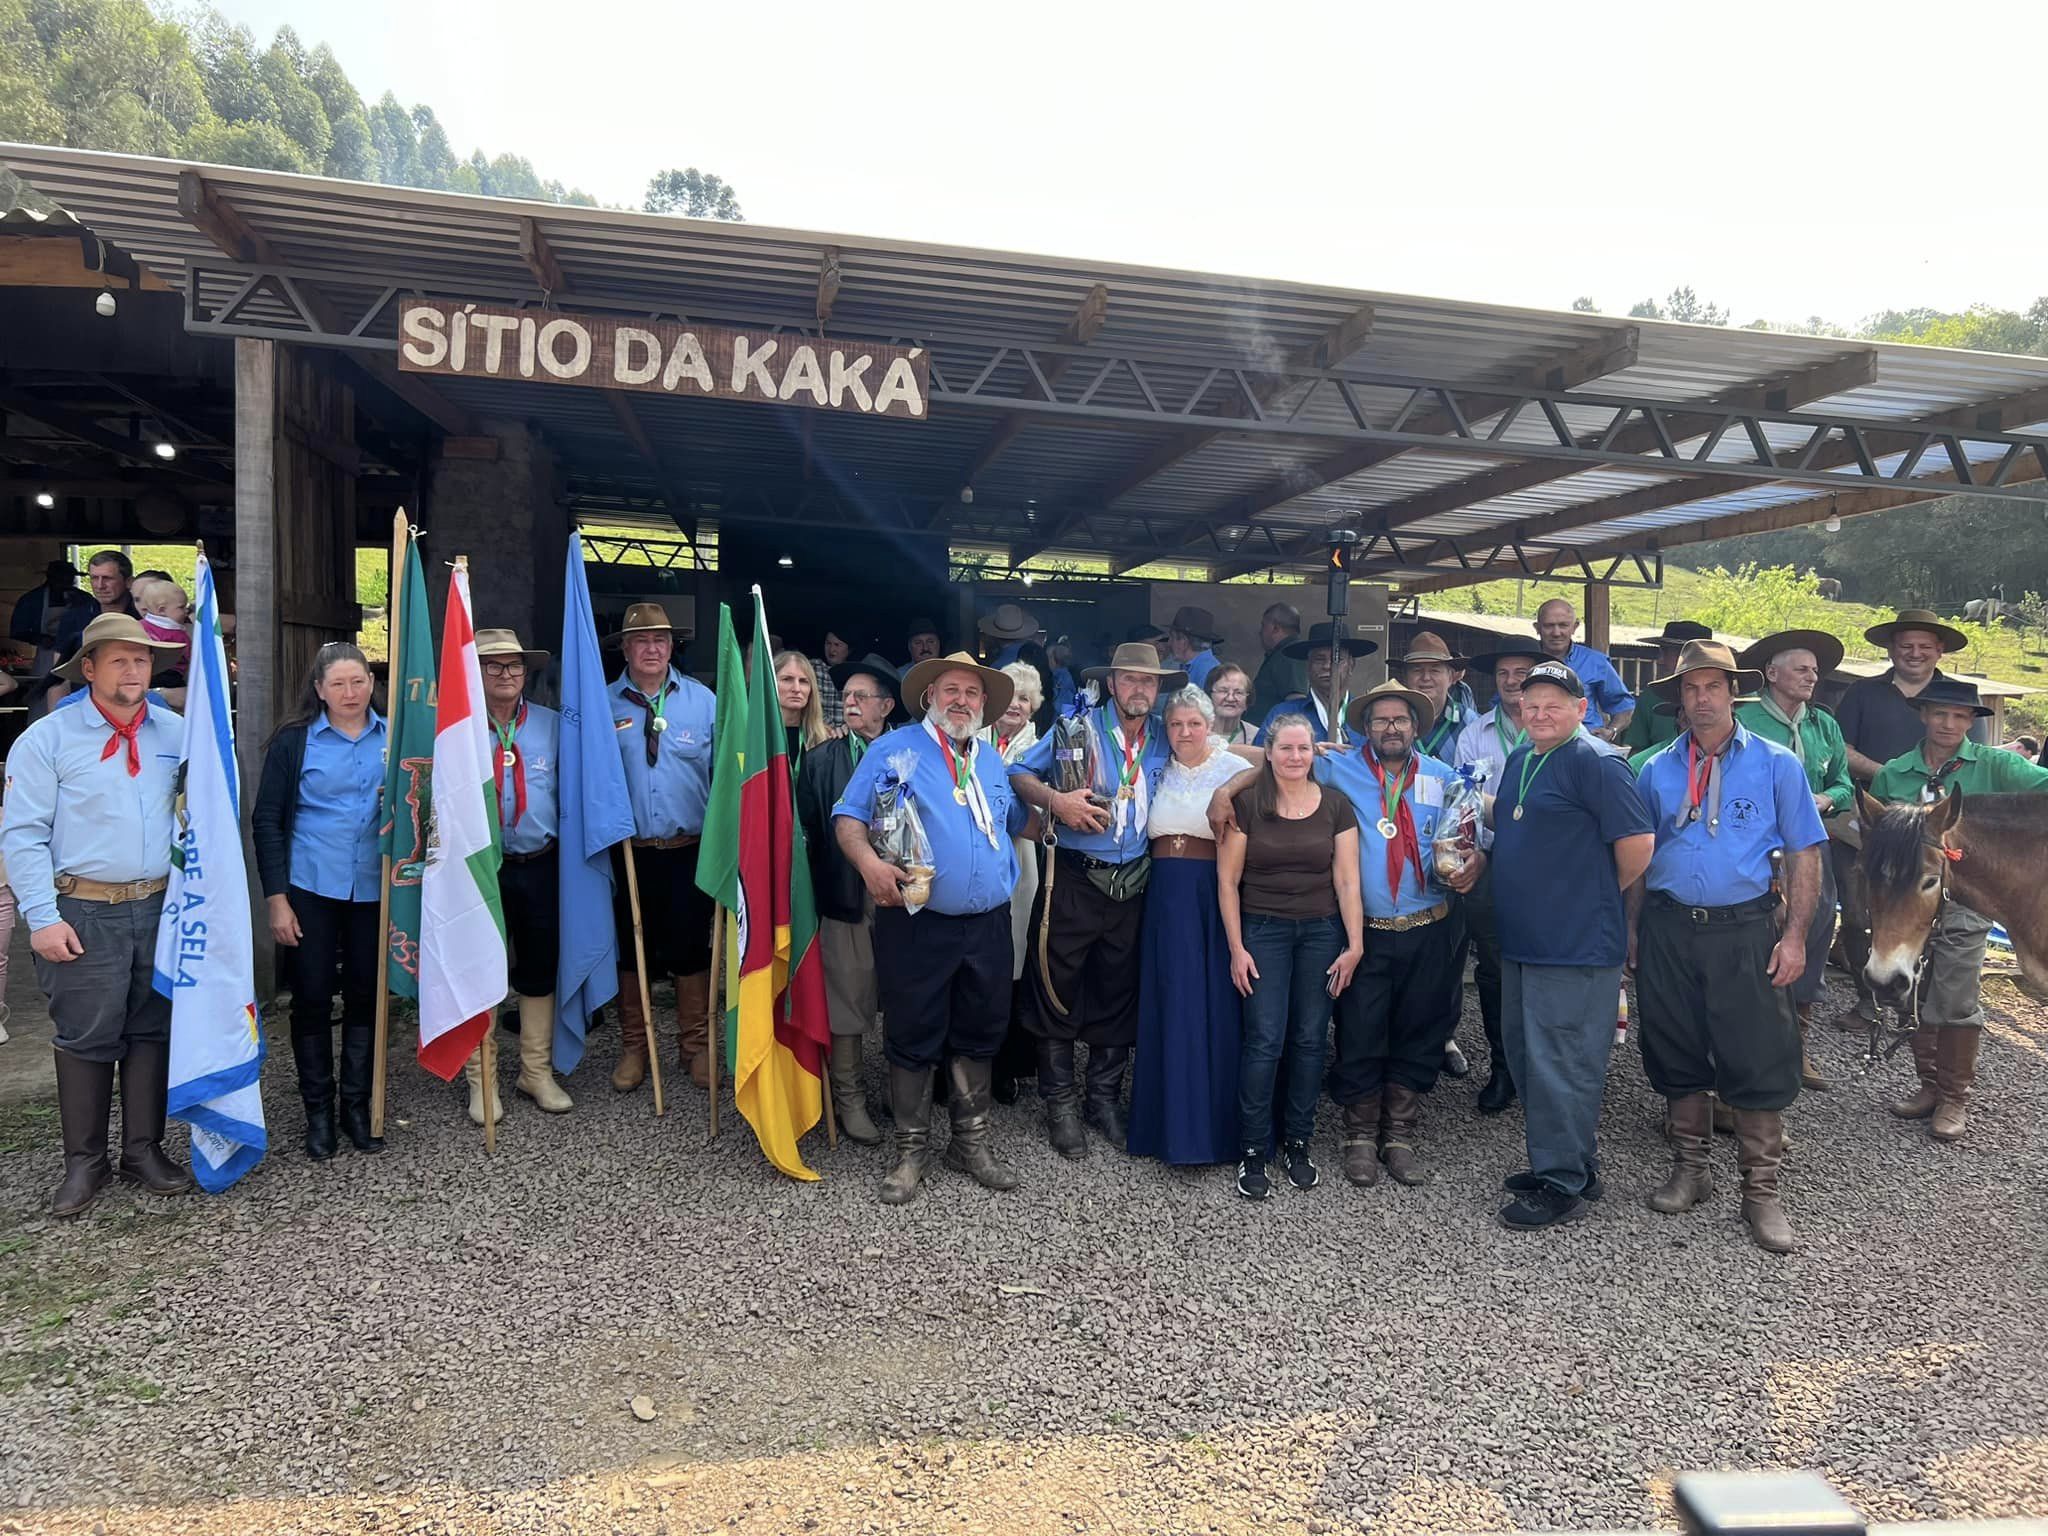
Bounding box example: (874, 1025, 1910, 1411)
(1859, 817, 1964, 1071)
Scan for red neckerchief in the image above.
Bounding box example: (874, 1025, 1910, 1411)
(937, 730, 974, 796)
(996, 731, 1014, 758)
(94, 696, 146, 777)
(493, 700, 527, 827)
(1685, 735, 1715, 816)
(1365, 748, 1423, 898)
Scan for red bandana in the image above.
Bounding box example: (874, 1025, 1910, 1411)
(94, 697, 146, 777)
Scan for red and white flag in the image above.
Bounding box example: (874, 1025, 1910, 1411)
(416, 563, 508, 1080)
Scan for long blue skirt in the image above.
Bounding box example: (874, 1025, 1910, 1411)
(1127, 855, 1243, 1165)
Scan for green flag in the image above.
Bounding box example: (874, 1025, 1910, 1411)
(694, 601, 749, 1059)
(379, 525, 437, 999)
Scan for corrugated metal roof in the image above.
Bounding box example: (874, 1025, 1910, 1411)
(5, 143, 2047, 587)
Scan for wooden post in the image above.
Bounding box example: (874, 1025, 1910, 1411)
(621, 841, 666, 1117)
(1584, 581, 1612, 654)
(706, 902, 724, 1141)
(369, 509, 408, 1140)
(233, 339, 279, 992)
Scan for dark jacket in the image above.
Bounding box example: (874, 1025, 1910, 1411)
(250, 723, 311, 899)
(796, 734, 868, 924)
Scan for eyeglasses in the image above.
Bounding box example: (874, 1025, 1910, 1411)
(481, 661, 526, 677)
(841, 689, 887, 705)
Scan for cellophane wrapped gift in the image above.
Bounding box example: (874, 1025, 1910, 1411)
(1049, 683, 1105, 802)
(1432, 763, 1485, 881)
(869, 749, 937, 912)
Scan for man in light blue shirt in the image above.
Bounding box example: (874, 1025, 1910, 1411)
(1, 613, 192, 1217)
(604, 603, 718, 1094)
(836, 653, 1023, 1204)
(1534, 598, 1635, 739)
(1164, 604, 1226, 691)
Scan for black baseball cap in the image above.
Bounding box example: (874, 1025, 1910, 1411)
(1521, 660, 1585, 699)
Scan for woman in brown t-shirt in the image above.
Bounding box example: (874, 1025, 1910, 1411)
(1217, 713, 1364, 1200)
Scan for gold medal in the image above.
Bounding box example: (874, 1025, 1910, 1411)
(1118, 785, 1134, 802)
(502, 749, 517, 769)
(1512, 804, 1524, 821)
(953, 786, 969, 805)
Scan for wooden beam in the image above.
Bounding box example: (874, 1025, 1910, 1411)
(953, 283, 1112, 492)
(0, 237, 172, 290)
(603, 387, 693, 528)
(0, 386, 232, 484)
(816, 247, 843, 328)
(516, 217, 566, 294)
(232, 337, 279, 983)
(177, 170, 273, 264)
(1583, 580, 1611, 651)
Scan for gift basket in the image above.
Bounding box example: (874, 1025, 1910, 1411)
(868, 749, 937, 911)
(1431, 763, 1486, 881)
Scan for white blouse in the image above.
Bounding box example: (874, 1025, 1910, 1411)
(1147, 740, 1253, 841)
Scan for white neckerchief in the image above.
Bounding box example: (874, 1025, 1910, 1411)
(923, 718, 1001, 849)
(1308, 693, 1351, 741)
(1103, 709, 1152, 840)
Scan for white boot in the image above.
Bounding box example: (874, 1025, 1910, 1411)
(516, 994, 573, 1113)
(463, 1046, 505, 1126)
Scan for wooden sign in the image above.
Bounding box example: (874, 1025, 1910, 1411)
(396, 301, 929, 420)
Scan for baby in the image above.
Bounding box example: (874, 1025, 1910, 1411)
(132, 575, 193, 676)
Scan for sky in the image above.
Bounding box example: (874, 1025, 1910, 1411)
(210, 0, 2048, 328)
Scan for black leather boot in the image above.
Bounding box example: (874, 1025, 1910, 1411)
(338, 1099, 384, 1154)
(337, 1019, 384, 1153)
(1083, 1045, 1130, 1148)
(879, 1065, 935, 1205)
(1476, 1067, 1516, 1115)
(115, 1039, 194, 1194)
(292, 1027, 337, 1159)
(1037, 1039, 1087, 1159)
(943, 1057, 1019, 1191)
(51, 1050, 115, 1219)
(304, 1098, 338, 1161)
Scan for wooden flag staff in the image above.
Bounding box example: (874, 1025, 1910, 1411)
(369, 507, 408, 1140)
(453, 552, 500, 1158)
(621, 842, 666, 1117)
(706, 903, 723, 1141)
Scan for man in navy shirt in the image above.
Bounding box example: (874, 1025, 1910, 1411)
(1483, 661, 1654, 1229)
(836, 653, 1022, 1204)
(1628, 640, 1825, 1255)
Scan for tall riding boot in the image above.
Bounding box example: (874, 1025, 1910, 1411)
(1797, 1005, 1828, 1091)
(1083, 1045, 1131, 1148)
(116, 1039, 194, 1194)
(336, 1021, 384, 1153)
(674, 971, 712, 1089)
(1340, 1095, 1381, 1187)
(1931, 1027, 1983, 1142)
(610, 969, 650, 1092)
(1648, 1093, 1714, 1213)
(1379, 1084, 1429, 1186)
(943, 1058, 1019, 1191)
(516, 994, 573, 1112)
(1711, 1095, 1737, 1135)
(463, 1048, 505, 1126)
(827, 1035, 883, 1146)
(1889, 1025, 1941, 1119)
(291, 1028, 337, 1160)
(878, 1065, 936, 1205)
(1735, 1108, 1796, 1253)
(51, 1050, 115, 1218)
(1037, 1038, 1087, 1158)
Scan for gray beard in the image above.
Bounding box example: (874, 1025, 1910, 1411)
(941, 706, 985, 742)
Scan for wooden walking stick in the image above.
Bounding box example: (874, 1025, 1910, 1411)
(706, 901, 724, 1141)
(369, 508, 410, 1140)
(620, 840, 666, 1117)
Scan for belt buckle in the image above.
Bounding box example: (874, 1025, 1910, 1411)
(1168, 834, 1186, 857)
(1689, 906, 1710, 925)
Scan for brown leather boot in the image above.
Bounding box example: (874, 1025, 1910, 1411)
(1340, 1095, 1381, 1187)
(51, 1050, 115, 1219)
(1648, 1092, 1714, 1214)
(1889, 1025, 1940, 1119)
(1711, 1095, 1736, 1135)
(1797, 1006, 1828, 1091)
(1378, 1084, 1428, 1186)
(610, 970, 650, 1092)
(1931, 1027, 1982, 1142)
(674, 972, 712, 1090)
(1735, 1108, 1796, 1253)
(115, 1039, 195, 1195)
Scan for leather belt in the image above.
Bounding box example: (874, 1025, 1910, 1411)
(54, 872, 168, 904)
(1366, 899, 1450, 933)
(502, 839, 559, 864)
(1650, 890, 1779, 925)
(1055, 848, 1131, 873)
(1150, 834, 1217, 862)
(632, 833, 699, 851)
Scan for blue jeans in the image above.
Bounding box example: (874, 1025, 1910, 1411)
(1237, 912, 1343, 1148)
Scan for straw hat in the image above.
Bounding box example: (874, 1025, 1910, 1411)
(978, 603, 1039, 642)
(1736, 628, 1844, 677)
(1282, 622, 1378, 661)
(474, 627, 549, 670)
(1648, 638, 1763, 701)
(1082, 642, 1188, 691)
(1864, 608, 1968, 653)
(1165, 605, 1225, 644)
(900, 650, 1015, 721)
(1344, 676, 1437, 738)
(606, 601, 687, 646)
(52, 612, 184, 684)
(1397, 630, 1469, 670)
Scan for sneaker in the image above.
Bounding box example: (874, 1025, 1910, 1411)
(1499, 1185, 1586, 1229)
(1235, 1150, 1271, 1201)
(1503, 1168, 1605, 1201)
(1282, 1140, 1320, 1191)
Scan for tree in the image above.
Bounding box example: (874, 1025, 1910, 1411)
(644, 166, 743, 221)
(367, 91, 417, 186)
(185, 116, 309, 171)
(1663, 285, 1728, 326)
(1627, 297, 1662, 319)
(1570, 296, 1599, 313)
(410, 104, 457, 189)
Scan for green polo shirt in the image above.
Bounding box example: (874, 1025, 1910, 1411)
(1869, 737, 2048, 804)
(1620, 701, 1681, 756)
(1735, 699, 1854, 815)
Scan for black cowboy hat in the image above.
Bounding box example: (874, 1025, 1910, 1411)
(1468, 636, 1547, 671)
(1736, 628, 1846, 677)
(1282, 622, 1377, 661)
(1654, 619, 1714, 647)
(830, 652, 910, 722)
(1912, 677, 1993, 718)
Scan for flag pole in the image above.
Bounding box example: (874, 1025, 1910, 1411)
(621, 841, 665, 1117)
(705, 901, 723, 1140)
(370, 508, 407, 1140)
(457, 549, 499, 1158)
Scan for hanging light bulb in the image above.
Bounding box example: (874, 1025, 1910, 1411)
(95, 289, 117, 317)
(35, 487, 56, 509)
(153, 440, 178, 461)
(776, 553, 794, 568)
(1823, 494, 1841, 533)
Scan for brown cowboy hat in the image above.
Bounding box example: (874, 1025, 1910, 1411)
(1397, 630, 1469, 670)
(605, 601, 688, 646)
(1864, 608, 1968, 653)
(1736, 628, 1844, 677)
(900, 650, 1015, 722)
(1165, 605, 1225, 645)
(52, 612, 184, 684)
(474, 627, 550, 671)
(1344, 676, 1437, 739)
(977, 603, 1039, 642)
(1649, 638, 1762, 701)
(1083, 641, 1188, 691)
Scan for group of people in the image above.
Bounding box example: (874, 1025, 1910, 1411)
(2, 566, 2041, 1250)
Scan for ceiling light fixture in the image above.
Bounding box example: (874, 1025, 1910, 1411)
(153, 440, 177, 461)
(35, 488, 56, 509)
(777, 554, 794, 568)
(95, 289, 117, 317)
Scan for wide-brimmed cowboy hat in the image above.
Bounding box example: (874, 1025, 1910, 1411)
(1282, 622, 1378, 661)
(1469, 637, 1548, 671)
(1396, 630, 1469, 670)
(1344, 676, 1437, 739)
(900, 650, 1015, 721)
(977, 603, 1039, 642)
(1165, 605, 1225, 645)
(904, 615, 942, 641)
(475, 627, 549, 671)
(1649, 638, 1763, 701)
(1737, 628, 1845, 677)
(52, 612, 184, 684)
(1083, 642, 1188, 691)
(829, 652, 910, 722)
(1912, 677, 1993, 718)
(1864, 608, 1968, 653)
(605, 601, 687, 646)
(1653, 619, 1715, 649)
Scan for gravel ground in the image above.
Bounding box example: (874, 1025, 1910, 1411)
(0, 968, 2044, 1536)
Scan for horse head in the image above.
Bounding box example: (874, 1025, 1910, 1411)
(1856, 784, 1962, 1003)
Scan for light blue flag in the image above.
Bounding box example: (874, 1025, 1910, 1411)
(554, 533, 636, 1072)
(153, 551, 266, 1192)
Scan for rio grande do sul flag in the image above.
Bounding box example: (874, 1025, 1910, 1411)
(416, 562, 507, 1081)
